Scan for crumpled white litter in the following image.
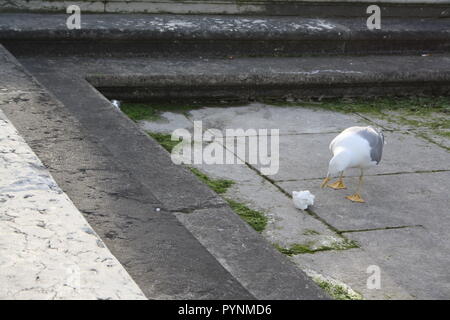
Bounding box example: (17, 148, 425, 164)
(292, 190, 315, 210)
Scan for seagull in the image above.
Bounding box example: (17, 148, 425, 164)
(320, 126, 385, 203)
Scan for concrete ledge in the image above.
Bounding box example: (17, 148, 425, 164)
(176, 206, 329, 300)
(1, 0, 449, 17)
(2, 14, 450, 57)
(79, 55, 450, 100)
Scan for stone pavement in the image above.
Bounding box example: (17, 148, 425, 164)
(0, 109, 145, 299)
(138, 102, 450, 299)
(1, 45, 328, 299)
(2, 11, 449, 300)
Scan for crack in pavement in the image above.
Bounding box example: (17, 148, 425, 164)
(338, 224, 425, 234)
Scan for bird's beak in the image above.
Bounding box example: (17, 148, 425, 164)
(320, 177, 331, 188)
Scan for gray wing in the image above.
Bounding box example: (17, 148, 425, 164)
(356, 126, 384, 164)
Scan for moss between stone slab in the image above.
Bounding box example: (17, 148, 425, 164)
(268, 96, 450, 148)
(274, 238, 359, 256)
(120, 103, 162, 121)
(313, 278, 363, 300)
(226, 199, 268, 233)
(415, 131, 450, 152)
(302, 229, 320, 236)
(266, 96, 450, 115)
(120, 101, 242, 121)
(435, 131, 450, 138)
(141, 135, 267, 233)
(146, 132, 181, 153)
(189, 168, 267, 232)
(189, 167, 234, 194)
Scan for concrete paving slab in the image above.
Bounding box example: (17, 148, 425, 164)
(357, 112, 417, 131)
(357, 112, 450, 151)
(138, 112, 193, 134)
(189, 142, 260, 183)
(131, 104, 450, 299)
(187, 103, 368, 135)
(420, 131, 450, 150)
(345, 228, 450, 299)
(187, 140, 346, 249)
(224, 180, 346, 250)
(290, 248, 414, 300)
(278, 171, 450, 232)
(246, 131, 450, 181)
(175, 206, 329, 300)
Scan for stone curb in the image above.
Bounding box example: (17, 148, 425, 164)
(1, 14, 450, 56)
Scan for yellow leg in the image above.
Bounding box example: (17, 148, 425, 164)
(346, 170, 365, 203)
(320, 176, 331, 188)
(327, 172, 346, 190)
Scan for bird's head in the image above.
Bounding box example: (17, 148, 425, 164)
(321, 151, 351, 188)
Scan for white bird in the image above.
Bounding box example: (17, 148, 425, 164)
(320, 126, 385, 203)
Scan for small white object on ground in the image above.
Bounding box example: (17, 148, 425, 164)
(111, 99, 121, 109)
(292, 190, 315, 210)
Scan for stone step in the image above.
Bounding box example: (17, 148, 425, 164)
(68, 54, 450, 100)
(1, 13, 450, 57)
(2, 0, 449, 18)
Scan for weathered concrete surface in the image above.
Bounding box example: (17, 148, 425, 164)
(141, 99, 450, 299)
(0, 109, 145, 299)
(175, 206, 329, 300)
(2, 14, 450, 57)
(291, 249, 414, 300)
(279, 172, 450, 232)
(345, 228, 450, 299)
(2, 11, 449, 298)
(9, 54, 450, 101)
(187, 103, 366, 135)
(0, 45, 257, 300)
(139, 112, 194, 134)
(1, 46, 329, 299)
(265, 131, 450, 181)
(182, 143, 347, 249)
(2, 0, 449, 17)
(354, 111, 450, 150)
(224, 177, 347, 250)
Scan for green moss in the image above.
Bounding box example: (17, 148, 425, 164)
(188, 168, 266, 232)
(274, 239, 359, 256)
(147, 132, 181, 153)
(227, 199, 268, 233)
(435, 131, 450, 138)
(120, 103, 161, 121)
(415, 132, 450, 152)
(266, 96, 450, 116)
(302, 229, 320, 236)
(146, 138, 267, 233)
(121, 101, 242, 120)
(189, 167, 234, 194)
(274, 243, 315, 255)
(313, 278, 362, 300)
(269, 96, 450, 148)
(140, 134, 266, 233)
